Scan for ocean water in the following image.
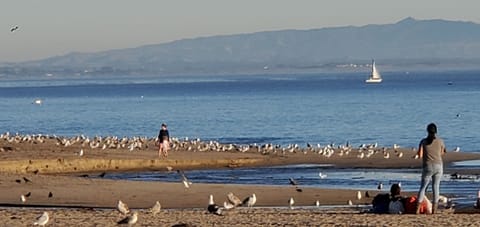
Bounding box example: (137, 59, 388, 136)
(105, 162, 480, 205)
(1, 70, 479, 151)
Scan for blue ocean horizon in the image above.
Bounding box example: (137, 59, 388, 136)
(1, 70, 479, 152)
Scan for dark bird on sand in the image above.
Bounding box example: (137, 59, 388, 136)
(98, 172, 106, 178)
(23, 177, 32, 183)
(48, 192, 53, 198)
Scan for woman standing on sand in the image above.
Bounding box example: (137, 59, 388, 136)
(158, 123, 170, 158)
(416, 123, 446, 214)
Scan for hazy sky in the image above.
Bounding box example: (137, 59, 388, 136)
(2, 0, 480, 62)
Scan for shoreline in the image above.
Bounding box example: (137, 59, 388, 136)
(2, 137, 480, 174)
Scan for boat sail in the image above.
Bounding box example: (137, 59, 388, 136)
(365, 59, 382, 83)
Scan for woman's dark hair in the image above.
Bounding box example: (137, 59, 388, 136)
(390, 183, 401, 196)
(425, 123, 437, 145)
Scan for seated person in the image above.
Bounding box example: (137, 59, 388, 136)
(372, 183, 405, 214)
(388, 183, 405, 214)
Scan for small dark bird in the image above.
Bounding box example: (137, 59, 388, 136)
(15, 179, 21, 183)
(48, 192, 53, 198)
(98, 172, 106, 178)
(25, 192, 31, 197)
(22, 177, 32, 183)
(289, 178, 298, 186)
(10, 25, 19, 32)
(33, 169, 39, 174)
(79, 174, 89, 178)
(295, 187, 303, 192)
(365, 191, 370, 198)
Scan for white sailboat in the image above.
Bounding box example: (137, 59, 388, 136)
(365, 59, 382, 83)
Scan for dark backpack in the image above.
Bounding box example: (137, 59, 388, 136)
(372, 193, 391, 214)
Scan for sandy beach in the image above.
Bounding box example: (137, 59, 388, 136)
(1, 135, 480, 226)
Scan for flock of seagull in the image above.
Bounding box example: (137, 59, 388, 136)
(2, 132, 463, 160)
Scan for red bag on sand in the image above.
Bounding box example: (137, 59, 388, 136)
(404, 196, 431, 214)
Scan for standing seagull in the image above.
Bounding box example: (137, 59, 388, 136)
(150, 201, 161, 215)
(243, 193, 257, 208)
(227, 192, 243, 207)
(377, 182, 383, 190)
(10, 25, 19, 32)
(207, 194, 222, 215)
(357, 191, 362, 200)
(117, 211, 138, 226)
(177, 170, 191, 188)
(288, 197, 295, 209)
(117, 200, 130, 215)
(33, 211, 49, 226)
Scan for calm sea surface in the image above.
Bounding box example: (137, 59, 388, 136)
(2, 70, 480, 205)
(1, 70, 479, 151)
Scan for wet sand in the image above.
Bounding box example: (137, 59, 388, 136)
(1, 136, 480, 226)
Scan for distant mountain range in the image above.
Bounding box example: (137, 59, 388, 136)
(3, 17, 480, 76)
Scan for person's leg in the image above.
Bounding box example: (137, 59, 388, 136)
(431, 163, 443, 214)
(163, 141, 169, 157)
(417, 164, 433, 214)
(158, 142, 163, 158)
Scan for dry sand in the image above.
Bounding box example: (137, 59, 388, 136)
(1, 137, 480, 226)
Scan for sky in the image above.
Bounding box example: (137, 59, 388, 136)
(2, 0, 480, 62)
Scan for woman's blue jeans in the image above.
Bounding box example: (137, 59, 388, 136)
(417, 162, 443, 204)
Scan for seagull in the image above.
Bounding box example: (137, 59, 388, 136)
(10, 25, 19, 32)
(117, 211, 138, 226)
(315, 200, 320, 207)
(454, 147, 460, 152)
(207, 194, 222, 215)
(288, 197, 295, 209)
(289, 177, 298, 186)
(227, 192, 242, 207)
(348, 200, 353, 206)
(21, 194, 27, 203)
(117, 200, 130, 215)
(377, 182, 383, 190)
(223, 201, 235, 210)
(318, 172, 327, 179)
(177, 170, 191, 188)
(33, 211, 49, 226)
(357, 191, 362, 200)
(150, 201, 161, 215)
(243, 193, 257, 208)
(79, 149, 84, 156)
